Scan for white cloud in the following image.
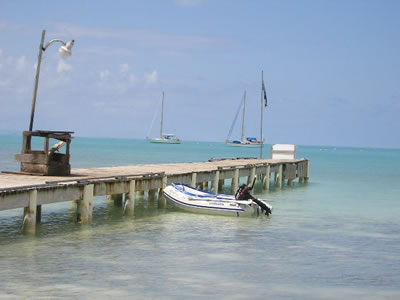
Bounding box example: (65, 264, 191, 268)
(144, 70, 158, 85)
(99, 69, 111, 80)
(16, 56, 26, 71)
(120, 64, 130, 73)
(57, 60, 72, 73)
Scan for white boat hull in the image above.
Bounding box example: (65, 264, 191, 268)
(226, 141, 263, 148)
(163, 184, 272, 217)
(148, 138, 181, 144)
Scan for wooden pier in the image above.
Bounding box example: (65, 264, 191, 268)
(0, 158, 309, 233)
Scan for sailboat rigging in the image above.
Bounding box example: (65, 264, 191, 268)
(225, 89, 263, 148)
(147, 91, 181, 144)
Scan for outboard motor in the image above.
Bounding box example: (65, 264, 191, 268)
(235, 177, 272, 216)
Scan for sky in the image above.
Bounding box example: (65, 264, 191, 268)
(0, 0, 399, 148)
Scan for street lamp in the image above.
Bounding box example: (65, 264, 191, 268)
(28, 29, 75, 132)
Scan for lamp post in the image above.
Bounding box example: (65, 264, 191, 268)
(28, 29, 75, 133)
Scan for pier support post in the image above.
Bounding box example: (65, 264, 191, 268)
(263, 165, 270, 191)
(23, 189, 37, 234)
(276, 165, 283, 188)
(212, 170, 220, 193)
(158, 175, 167, 208)
(78, 184, 94, 224)
(248, 167, 256, 185)
(124, 180, 135, 216)
(288, 179, 294, 186)
(305, 160, 310, 183)
(191, 172, 197, 188)
(231, 168, 239, 194)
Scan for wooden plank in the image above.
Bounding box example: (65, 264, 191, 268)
(15, 153, 47, 164)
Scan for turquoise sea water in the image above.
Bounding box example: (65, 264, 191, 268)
(0, 135, 400, 299)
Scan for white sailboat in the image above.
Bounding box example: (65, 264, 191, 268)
(226, 91, 263, 147)
(147, 91, 181, 144)
(226, 72, 267, 154)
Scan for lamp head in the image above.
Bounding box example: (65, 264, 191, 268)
(58, 40, 75, 58)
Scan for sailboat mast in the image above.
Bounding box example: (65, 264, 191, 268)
(160, 91, 164, 138)
(241, 91, 246, 142)
(260, 71, 264, 158)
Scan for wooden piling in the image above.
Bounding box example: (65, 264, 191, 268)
(23, 189, 37, 234)
(78, 184, 94, 224)
(212, 170, 220, 193)
(231, 168, 239, 194)
(248, 166, 256, 185)
(191, 172, 197, 188)
(276, 165, 283, 188)
(263, 165, 270, 191)
(305, 160, 310, 183)
(124, 180, 135, 216)
(158, 175, 167, 208)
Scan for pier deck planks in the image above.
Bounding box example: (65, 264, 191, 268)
(0, 158, 301, 190)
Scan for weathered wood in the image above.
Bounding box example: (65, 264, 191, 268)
(283, 163, 297, 180)
(212, 170, 220, 193)
(231, 168, 239, 194)
(15, 153, 47, 164)
(16, 131, 73, 176)
(78, 184, 94, 224)
(263, 165, 270, 191)
(191, 172, 197, 188)
(124, 180, 135, 216)
(248, 166, 256, 185)
(1, 158, 308, 213)
(23, 189, 37, 234)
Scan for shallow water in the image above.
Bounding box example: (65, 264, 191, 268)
(1, 136, 399, 299)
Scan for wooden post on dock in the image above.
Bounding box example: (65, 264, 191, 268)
(305, 160, 310, 183)
(124, 180, 135, 216)
(191, 172, 197, 188)
(158, 175, 167, 208)
(248, 166, 256, 185)
(23, 189, 37, 234)
(78, 184, 94, 224)
(212, 170, 220, 193)
(232, 168, 239, 194)
(263, 165, 270, 191)
(276, 165, 283, 188)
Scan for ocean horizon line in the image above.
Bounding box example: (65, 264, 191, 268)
(1, 132, 399, 151)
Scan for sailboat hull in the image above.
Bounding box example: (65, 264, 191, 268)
(226, 141, 263, 148)
(148, 137, 181, 144)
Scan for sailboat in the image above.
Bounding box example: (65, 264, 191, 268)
(226, 91, 263, 147)
(147, 91, 181, 144)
